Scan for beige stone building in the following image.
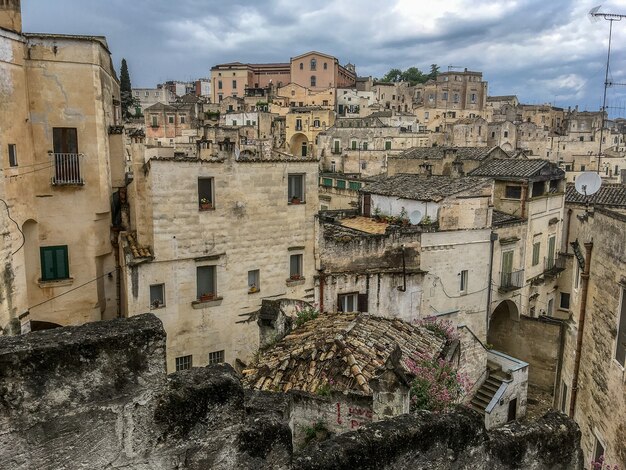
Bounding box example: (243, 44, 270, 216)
(285, 107, 335, 157)
(120, 139, 319, 371)
(274, 82, 335, 110)
(0, 1, 123, 333)
(289, 51, 355, 91)
(558, 185, 626, 468)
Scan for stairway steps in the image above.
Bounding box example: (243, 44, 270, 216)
(472, 396, 491, 407)
(476, 390, 495, 402)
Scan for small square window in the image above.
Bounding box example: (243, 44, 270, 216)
(336, 179, 346, 189)
(175, 355, 192, 371)
(180, 116, 185, 124)
(168, 115, 174, 124)
(338, 292, 358, 312)
(198, 177, 214, 210)
(385, 141, 392, 150)
(208, 350, 225, 365)
(150, 283, 165, 308)
(460, 270, 468, 293)
(8, 144, 17, 167)
(505, 185, 522, 199)
(40, 245, 69, 281)
(197, 265, 217, 300)
(288, 174, 305, 203)
(290, 254, 303, 279)
(248, 269, 260, 293)
(559, 292, 570, 310)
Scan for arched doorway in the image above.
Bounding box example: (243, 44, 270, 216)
(487, 299, 519, 353)
(289, 133, 309, 156)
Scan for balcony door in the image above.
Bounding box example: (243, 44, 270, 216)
(501, 250, 513, 286)
(53, 128, 78, 154)
(547, 236, 556, 269)
(52, 128, 80, 184)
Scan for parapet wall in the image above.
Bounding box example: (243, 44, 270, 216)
(0, 314, 582, 469)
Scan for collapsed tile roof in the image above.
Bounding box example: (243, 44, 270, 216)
(565, 183, 626, 208)
(123, 232, 152, 262)
(362, 174, 492, 202)
(492, 210, 526, 227)
(242, 312, 446, 395)
(393, 146, 499, 161)
(469, 158, 564, 180)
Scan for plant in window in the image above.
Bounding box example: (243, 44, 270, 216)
(248, 283, 259, 294)
(373, 206, 382, 221)
(289, 273, 303, 280)
(199, 197, 212, 210)
(199, 292, 215, 302)
(290, 195, 301, 205)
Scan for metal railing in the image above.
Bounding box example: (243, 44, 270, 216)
(544, 253, 566, 275)
(499, 269, 524, 291)
(51, 153, 85, 185)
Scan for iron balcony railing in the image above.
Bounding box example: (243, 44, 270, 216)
(544, 253, 566, 276)
(499, 269, 524, 292)
(51, 153, 85, 185)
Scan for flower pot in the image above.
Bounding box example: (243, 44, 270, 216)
(200, 203, 212, 210)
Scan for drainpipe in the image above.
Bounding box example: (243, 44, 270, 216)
(520, 182, 528, 219)
(318, 269, 325, 313)
(569, 241, 593, 418)
(486, 232, 498, 330)
(563, 208, 573, 253)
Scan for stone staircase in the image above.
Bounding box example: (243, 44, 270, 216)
(469, 363, 509, 414)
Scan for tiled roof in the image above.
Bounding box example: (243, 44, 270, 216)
(124, 232, 152, 260)
(242, 312, 446, 395)
(394, 146, 498, 161)
(362, 174, 492, 202)
(469, 159, 564, 180)
(492, 210, 526, 227)
(565, 183, 626, 207)
(339, 216, 388, 234)
(487, 95, 517, 101)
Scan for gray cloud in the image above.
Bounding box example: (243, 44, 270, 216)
(21, 0, 626, 116)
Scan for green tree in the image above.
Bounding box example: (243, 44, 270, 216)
(119, 58, 137, 119)
(428, 64, 440, 81)
(381, 68, 403, 83)
(401, 67, 425, 86)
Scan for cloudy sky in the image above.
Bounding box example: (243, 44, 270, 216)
(22, 0, 626, 116)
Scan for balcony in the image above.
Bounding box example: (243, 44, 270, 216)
(499, 269, 524, 292)
(51, 153, 85, 186)
(544, 253, 566, 277)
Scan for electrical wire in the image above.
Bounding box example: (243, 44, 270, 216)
(1, 160, 52, 171)
(0, 198, 25, 255)
(4, 164, 55, 178)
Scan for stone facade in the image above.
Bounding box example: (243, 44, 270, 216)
(0, 9, 122, 333)
(121, 147, 319, 371)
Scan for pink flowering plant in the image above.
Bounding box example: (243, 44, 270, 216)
(416, 316, 459, 343)
(590, 455, 619, 470)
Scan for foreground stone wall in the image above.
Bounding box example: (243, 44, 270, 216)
(0, 314, 582, 469)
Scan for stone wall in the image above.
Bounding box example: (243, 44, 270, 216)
(488, 314, 562, 392)
(0, 314, 583, 469)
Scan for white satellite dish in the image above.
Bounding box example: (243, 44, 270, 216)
(575, 171, 602, 196)
(409, 210, 423, 225)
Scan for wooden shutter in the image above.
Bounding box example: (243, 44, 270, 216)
(363, 194, 371, 217)
(616, 288, 626, 365)
(358, 293, 368, 313)
(336, 294, 343, 312)
(501, 251, 513, 274)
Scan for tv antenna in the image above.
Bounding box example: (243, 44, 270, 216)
(588, 5, 626, 173)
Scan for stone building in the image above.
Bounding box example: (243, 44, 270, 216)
(131, 86, 176, 117)
(0, 1, 123, 333)
(243, 309, 449, 445)
(144, 101, 199, 146)
(120, 139, 319, 371)
(289, 51, 356, 91)
(274, 82, 335, 110)
(285, 107, 335, 157)
(557, 184, 626, 468)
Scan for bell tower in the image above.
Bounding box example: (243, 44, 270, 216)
(0, 0, 21, 33)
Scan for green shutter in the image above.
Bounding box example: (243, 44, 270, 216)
(501, 251, 513, 274)
(40, 246, 69, 281)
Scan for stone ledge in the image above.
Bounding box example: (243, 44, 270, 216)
(191, 297, 224, 309)
(37, 277, 74, 288)
(286, 278, 305, 287)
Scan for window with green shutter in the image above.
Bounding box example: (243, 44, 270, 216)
(336, 179, 346, 189)
(349, 181, 361, 190)
(40, 245, 69, 281)
(322, 178, 333, 187)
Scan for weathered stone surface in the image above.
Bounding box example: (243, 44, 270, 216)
(0, 314, 582, 469)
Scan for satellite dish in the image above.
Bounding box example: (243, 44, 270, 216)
(575, 171, 602, 196)
(409, 210, 423, 224)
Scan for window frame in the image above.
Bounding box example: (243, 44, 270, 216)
(198, 177, 214, 210)
(559, 292, 570, 310)
(532, 241, 540, 266)
(338, 292, 358, 312)
(40, 245, 70, 281)
(8, 144, 17, 167)
(615, 287, 626, 366)
(460, 269, 468, 293)
(505, 185, 522, 199)
(289, 253, 303, 279)
(288, 173, 305, 203)
(208, 350, 225, 365)
(248, 269, 260, 293)
(150, 283, 166, 309)
(175, 355, 192, 371)
(196, 265, 217, 300)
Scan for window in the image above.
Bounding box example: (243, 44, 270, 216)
(580, 165, 586, 171)
(248, 269, 260, 293)
(351, 140, 357, 150)
(8, 144, 17, 167)
(616, 287, 626, 365)
(547, 236, 556, 269)
(295, 118, 302, 131)
(336, 179, 346, 189)
(198, 177, 214, 209)
(180, 116, 185, 124)
(424, 111, 429, 119)
(532, 242, 540, 266)
(168, 115, 174, 124)
(313, 119, 320, 127)
(218, 80, 222, 90)
(196, 265, 216, 299)
(503, 131, 509, 138)
(460, 270, 468, 293)
(362, 142, 368, 150)
(349, 181, 361, 190)
(53, 127, 78, 154)
(531, 181, 545, 198)
(560, 381, 568, 413)
(323, 62, 327, 70)
(547, 298, 554, 316)
(310, 58, 316, 71)
(40, 245, 69, 281)
(560, 292, 570, 310)
(288, 174, 305, 202)
(501, 251, 513, 278)
(150, 283, 165, 308)
(442, 92, 448, 101)
(453, 93, 459, 103)
(470, 93, 477, 103)
(593, 436, 605, 464)
(175, 355, 192, 371)
(385, 141, 392, 150)
(208, 350, 225, 365)
(310, 75, 316, 87)
(232, 80, 237, 89)
(338, 293, 358, 312)
(301, 142, 308, 157)
(330, 160, 336, 172)
(505, 185, 522, 199)
(290, 253, 303, 279)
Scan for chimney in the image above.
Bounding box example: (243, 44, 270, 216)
(451, 158, 464, 178)
(0, 0, 21, 32)
(419, 161, 433, 176)
(443, 147, 458, 160)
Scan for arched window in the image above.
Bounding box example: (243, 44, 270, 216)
(310, 58, 317, 71)
(299, 62, 303, 70)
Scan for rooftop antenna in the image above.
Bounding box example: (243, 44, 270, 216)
(588, 5, 626, 173)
